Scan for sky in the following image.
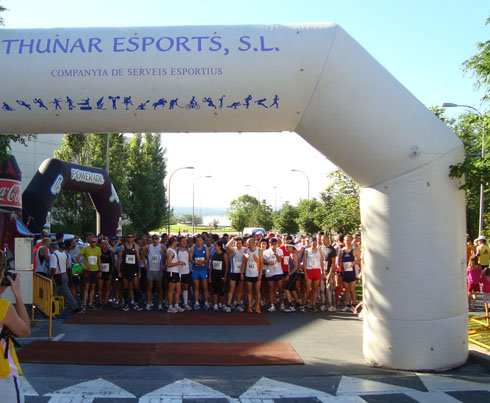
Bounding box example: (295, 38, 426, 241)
(2, 0, 489, 211)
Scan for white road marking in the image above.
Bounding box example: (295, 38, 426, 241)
(44, 377, 136, 399)
(239, 377, 331, 399)
(336, 376, 418, 396)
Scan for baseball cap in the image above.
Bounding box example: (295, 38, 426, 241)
(476, 235, 486, 241)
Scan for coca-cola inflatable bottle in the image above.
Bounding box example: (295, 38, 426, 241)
(0, 155, 22, 215)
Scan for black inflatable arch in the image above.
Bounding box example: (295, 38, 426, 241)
(22, 158, 122, 236)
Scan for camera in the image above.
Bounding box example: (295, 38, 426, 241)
(1, 269, 17, 286)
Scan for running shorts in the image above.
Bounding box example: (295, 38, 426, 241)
(88, 271, 99, 284)
(147, 270, 163, 282)
(180, 273, 192, 284)
(191, 269, 208, 280)
(468, 282, 480, 293)
(245, 276, 259, 283)
(228, 272, 241, 282)
(265, 274, 283, 282)
(305, 269, 321, 281)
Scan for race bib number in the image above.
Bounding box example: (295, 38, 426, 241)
(88, 256, 97, 266)
(195, 257, 205, 265)
(246, 260, 258, 277)
(212, 260, 223, 271)
(234, 257, 243, 271)
(343, 262, 354, 272)
(265, 267, 273, 277)
(310, 258, 319, 268)
(101, 263, 110, 272)
(283, 256, 289, 265)
(150, 254, 161, 264)
(126, 254, 136, 265)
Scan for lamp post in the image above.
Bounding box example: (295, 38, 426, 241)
(245, 184, 260, 202)
(273, 186, 278, 211)
(167, 166, 195, 234)
(193, 176, 212, 234)
(291, 169, 310, 201)
(442, 103, 486, 236)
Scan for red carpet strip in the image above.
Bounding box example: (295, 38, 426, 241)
(18, 341, 303, 366)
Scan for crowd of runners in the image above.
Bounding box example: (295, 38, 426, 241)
(32, 230, 363, 315)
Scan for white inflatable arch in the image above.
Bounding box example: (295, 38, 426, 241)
(0, 23, 467, 370)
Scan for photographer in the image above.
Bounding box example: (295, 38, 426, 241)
(0, 250, 30, 402)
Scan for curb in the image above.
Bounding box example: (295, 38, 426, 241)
(468, 348, 490, 371)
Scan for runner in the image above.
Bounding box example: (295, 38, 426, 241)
(117, 233, 143, 311)
(338, 235, 361, 312)
(476, 236, 489, 270)
(98, 240, 113, 309)
(319, 234, 337, 311)
(302, 237, 325, 312)
(225, 236, 245, 312)
(241, 237, 264, 313)
(189, 235, 210, 310)
(49, 241, 79, 314)
(209, 240, 228, 311)
(166, 237, 183, 313)
(77, 235, 102, 312)
(35, 236, 51, 277)
(111, 237, 124, 307)
(263, 238, 285, 312)
(283, 241, 300, 312)
(146, 235, 165, 311)
(138, 235, 149, 306)
(177, 237, 192, 310)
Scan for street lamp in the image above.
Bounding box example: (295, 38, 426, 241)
(193, 176, 212, 234)
(273, 186, 278, 211)
(245, 184, 260, 202)
(442, 102, 486, 235)
(291, 169, 310, 200)
(167, 166, 195, 234)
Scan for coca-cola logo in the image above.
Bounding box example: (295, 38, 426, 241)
(0, 179, 22, 208)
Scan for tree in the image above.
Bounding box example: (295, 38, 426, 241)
(462, 16, 490, 102)
(126, 134, 167, 234)
(0, 4, 7, 26)
(227, 194, 259, 231)
(295, 198, 322, 234)
(179, 213, 202, 224)
(317, 170, 361, 235)
(273, 202, 299, 234)
(0, 135, 38, 163)
(434, 106, 489, 237)
(251, 201, 274, 231)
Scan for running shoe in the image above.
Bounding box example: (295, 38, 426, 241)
(280, 304, 286, 312)
(348, 305, 355, 312)
(235, 305, 245, 312)
(341, 305, 349, 312)
(307, 302, 313, 310)
(213, 304, 219, 312)
(175, 305, 185, 313)
(327, 306, 336, 312)
(157, 304, 163, 311)
(121, 304, 129, 312)
(88, 304, 97, 311)
(300, 306, 306, 313)
(167, 306, 177, 313)
(204, 302, 211, 311)
(193, 302, 201, 310)
(183, 304, 192, 311)
(267, 305, 276, 312)
(247, 305, 253, 313)
(80, 305, 86, 313)
(223, 305, 232, 313)
(284, 306, 295, 313)
(146, 304, 152, 311)
(320, 304, 327, 312)
(255, 305, 261, 314)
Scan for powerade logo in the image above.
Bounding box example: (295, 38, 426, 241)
(70, 168, 105, 185)
(50, 174, 64, 195)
